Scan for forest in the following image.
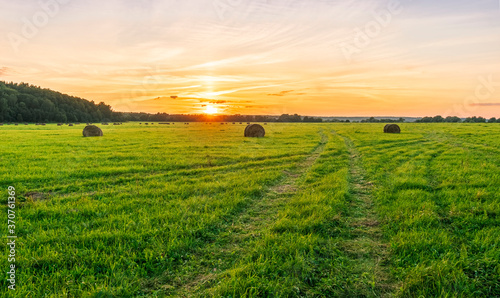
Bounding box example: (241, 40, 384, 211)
(0, 81, 116, 123)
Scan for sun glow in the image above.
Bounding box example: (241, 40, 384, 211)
(205, 105, 218, 114)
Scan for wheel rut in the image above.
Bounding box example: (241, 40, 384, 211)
(171, 129, 329, 295)
(341, 135, 397, 297)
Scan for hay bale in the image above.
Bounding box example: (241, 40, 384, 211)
(15, 123, 18, 126)
(57, 123, 62, 126)
(244, 124, 265, 137)
(83, 125, 103, 137)
(384, 124, 401, 133)
(68, 123, 74, 127)
(25, 191, 50, 201)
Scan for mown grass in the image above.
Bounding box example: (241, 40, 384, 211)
(0, 123, 325, 296)
(337, 123, 500, 297)
(0, 122, 499, 297)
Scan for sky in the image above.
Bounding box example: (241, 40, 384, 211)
(1, 0, 500, 117)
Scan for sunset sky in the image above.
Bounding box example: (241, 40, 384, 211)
(1, 0, 500, 117)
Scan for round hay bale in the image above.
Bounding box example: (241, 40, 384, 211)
(384, 124, 401, 133)
(244, 124, 265, 137)
(68, 123, 74, 127)
(83, 125, 103, 137)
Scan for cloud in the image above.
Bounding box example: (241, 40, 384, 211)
(170, 96, 178, 99)
(267, 90, 295, 96)
(0, 67, 11, 76)
(470, 103, 500, 106)
(209, 100, 226, 104)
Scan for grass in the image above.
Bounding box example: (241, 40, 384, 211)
(0, 122, 499, 297)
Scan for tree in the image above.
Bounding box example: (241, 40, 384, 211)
(432, 115, 444, 123)
(445, 116, 461, 123)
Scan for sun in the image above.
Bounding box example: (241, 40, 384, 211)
(205, 105, 218, 114)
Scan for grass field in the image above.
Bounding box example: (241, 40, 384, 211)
(1, 123, 499, 297)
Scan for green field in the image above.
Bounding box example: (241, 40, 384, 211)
(1, 123, 499, 297)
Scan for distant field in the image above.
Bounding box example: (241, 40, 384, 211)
(0, 123, 499, 297)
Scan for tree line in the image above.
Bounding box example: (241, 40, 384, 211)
(360, 117, 406, 123)
(1, 82, 497, 124)
(121, 113, 323, 123)
(415, 115, 499, 123)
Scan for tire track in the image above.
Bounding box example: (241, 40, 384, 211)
(169, 129, 329, 296)
(341, 135, 397, 297)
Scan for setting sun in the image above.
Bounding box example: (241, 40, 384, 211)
(205, 105, 218, 114)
